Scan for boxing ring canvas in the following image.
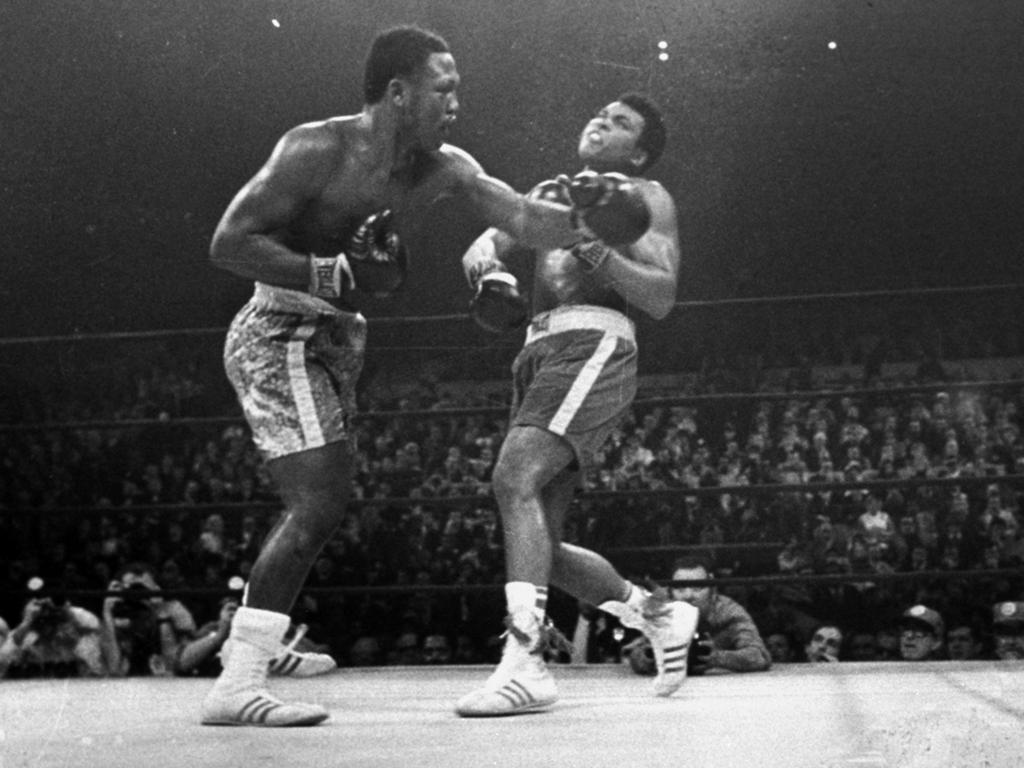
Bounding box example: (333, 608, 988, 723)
(4, 662, 1022, 768)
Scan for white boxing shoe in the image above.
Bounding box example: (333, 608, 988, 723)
(455, 614, 560, 717)
(642, 597, 700, 697)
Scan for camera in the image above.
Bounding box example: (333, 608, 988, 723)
(112, 582, 154, 619)
(32, 597, 69, 635)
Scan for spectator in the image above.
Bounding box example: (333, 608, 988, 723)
(991, 601, 1024, 661)
(0, 588, 106, 679)
(99, 563, 197, 676)
(897, 604, 945, 661)
(804, 624, 844, 663)
(347, 635, 383, 667)
(945, 621, 986, 661)
(388, 631, 422, 666)
(452, 632, 484, 665)
(846, 631, 880, 662)
(422, 633, 453, 665)
(664, 554, 771, 674)
(764, 631, 797, 664)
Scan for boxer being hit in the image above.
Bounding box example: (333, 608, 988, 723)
(456, 92, 698, 716)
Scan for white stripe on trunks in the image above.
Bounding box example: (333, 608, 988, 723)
(286, 322, 324, 448)
(547, 331, 618, 436)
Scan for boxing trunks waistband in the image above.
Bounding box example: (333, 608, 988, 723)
(525, 305, 635, 346)
(252, 282, 362, 320)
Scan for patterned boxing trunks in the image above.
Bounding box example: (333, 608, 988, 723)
(224, 283, 366, 460)
(511, 304, 637, 468)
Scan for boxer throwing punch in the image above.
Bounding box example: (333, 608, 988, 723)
(202, 26, 649, 727)
(457, 92, 697, 717)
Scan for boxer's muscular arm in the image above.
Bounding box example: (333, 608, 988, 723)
(465, 174, 581, 251)
(440, 146, 577, 252)
(210, 124, 332, 288)
(589, 181, 680, 319)
(461, 227, 517, 289)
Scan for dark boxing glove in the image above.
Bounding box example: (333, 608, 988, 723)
(346, 209, 408, 297)
(560, 170, 651, 248)
(531, 177, 613, 270)
(468, 260, 528, 334)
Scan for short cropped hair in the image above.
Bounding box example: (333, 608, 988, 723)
(671, 551, 716, 576)
(363, 25, 451, 105)
(618, 91, 667, 173)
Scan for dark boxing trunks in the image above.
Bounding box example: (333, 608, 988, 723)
(511, 305, 637, 468)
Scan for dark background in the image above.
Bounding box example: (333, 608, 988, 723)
(3, 0, 1023, 339)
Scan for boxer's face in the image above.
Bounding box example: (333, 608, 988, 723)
(578, 101, 646, 172)
(402, 52, 460, 150)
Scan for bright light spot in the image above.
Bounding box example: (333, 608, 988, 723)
(271, 18, 281, 28)
(658, 52, 669, 62)
(828, 40, 837, 50)
(657, 40, 668, 50)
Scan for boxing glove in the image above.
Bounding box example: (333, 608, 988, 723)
(530, 177, 613, 270)
(561, 170, 651, 248)
(468, 260, 528, 334)
(347, 209, 408, 297)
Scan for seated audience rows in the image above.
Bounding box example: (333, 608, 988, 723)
(1, 335, 1022, 675)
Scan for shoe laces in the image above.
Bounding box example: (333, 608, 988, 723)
(277, 623, 309, 659)
(639, 585, 674, 623)
(499, 614, 573, 657)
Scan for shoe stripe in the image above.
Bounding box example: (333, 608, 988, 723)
(236, 695, 282, 724)
(239, 696, 267, 722)
(497, 680, 535, 709)
(249, 700, 280, 724)
(256, 702, 281, 724)
(508, 679, 535, 705)
(272, 651, 299, 675)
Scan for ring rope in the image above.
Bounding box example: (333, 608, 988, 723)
(1, 282, 1021, 347)
(8, 473, 1022, 517)
(2, 378, 1021, 433)
(5, 567, 1020, 606)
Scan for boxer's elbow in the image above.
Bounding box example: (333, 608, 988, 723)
(637, 271, 678, 319)
(646, 289, 676, 320)
(209, 228, 244, 273)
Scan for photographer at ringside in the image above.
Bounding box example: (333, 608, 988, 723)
(625, 553, 771, 677)
(99, 563, 197, 676)
(0, 580, 106, 679)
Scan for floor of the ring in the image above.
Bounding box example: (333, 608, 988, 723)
(3, 662, 1023, 768)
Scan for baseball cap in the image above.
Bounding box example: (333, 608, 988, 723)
(992, 601, 1024, 626)
(899, 604, 944, 637)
